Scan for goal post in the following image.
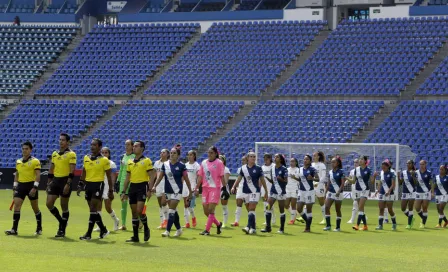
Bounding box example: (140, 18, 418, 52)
(254, 142, 417, 200)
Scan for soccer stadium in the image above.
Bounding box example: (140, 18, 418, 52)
(0, 0, 447, 271)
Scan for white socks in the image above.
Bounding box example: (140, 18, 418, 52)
(188, 207, 195, 218)
(184, 207, 190, 223)
(384, 209, 389, 220)
(235, 206, 242, 223)
(222, 205, 229, 224)
(109, 210, 119, 222)
(321, 204, 326, 219)
(159, 207, 164, 223)
(162, 205, 169, 221)
(351, 201, 358, 222)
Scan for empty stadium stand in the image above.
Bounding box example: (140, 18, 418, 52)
(73, 100, 244, 167)
(36, 23, 199, 96)
(0, 100, 114, 168)
(0, 25, 78, 95)
(365, 100, 448, 173)
(209, 100, 385, 172)
(416, 55, 448, 95)
(235, 0, 260, 11)
(145, 20, 326, 96)
(276, 17, 448, 97)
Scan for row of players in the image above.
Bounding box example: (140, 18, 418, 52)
(5, 134, 448, 241)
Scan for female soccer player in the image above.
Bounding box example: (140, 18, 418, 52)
(117, 139, 135, 230)
(5, 141, 42, 236)
(231, 155, 248, 227)
(261, 154, 276, 225)
(323, 156, 345, 232)
(153, 149, 170, 229)
(152, 145, 193, 237)
(195, 146, 227, 236)
(184, 150, 200, 228)
(350, 155, 377, 231)
(312, 151, 327, 225)
(297, 155, 319, 232)
(374, 159, 397, 231)
(219, 154, 231, 228)
(231, 151, 268, 234)
(413, 160, 432, 229)
(120, 141, 154, 243)
(433, 164, 448, 228)
(346, 159, 359, 224)
(93, 147, 120, 232)
(397, 160, 416, 229)
(286, 157, 300, 225)
(261, 154, 288, 234)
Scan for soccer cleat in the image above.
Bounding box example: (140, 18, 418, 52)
(303, 229, 310, 233)
(100, 229, 110, 239)
(222, 224, 226, 228)
(231, 222, 239, 227)
(161, 231, 170, 237)
(419, 223, 425, 229)
(118, 226, 127, 231)
(114, 219, 120, 231)
(55, 229, 65, 238)
(347, 220, 353, 224)
(277, 230, 285, 234)
(287, 220, 295, 225)
(161, 220, 168, 229)
(217, 222, 223, 235)
(296, 218, 305, 223)
(35, 227, 42, 236)
(157, 224, 164, 230)
(384, 219, 389, 224)
(93, 227, 100, 232)
(362, 225, 368, 231)
(410, 217, 415, 228)
(5, 229, 18, 236)
(174, 229, 183, 237)
(242, 227, 250, 234)
(435, 224, 441, 228)
(352, 225, 359, 231)
(79, 235, 91, 241)
(144, 228, 150, 242)
(262, 222, 267, 225)
(444, 221, 448, 228)
(405, 225, 411, 229)
(184, 223, 191, 229)
(323, 226, 331, 231)
(260, 227, 272, 233)
(392, 224, 397, 231)
(126, 236, 139, 243)
(199, 230, 210, 236)
(375, 225, 383, 230)
(333, 228, 341, 232)
(319, 219, 326, 225)
(249, 229, 256, 235)
(192, 217, 197, 227)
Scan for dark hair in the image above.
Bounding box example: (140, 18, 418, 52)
(407, 160, 416, 171)
(315, 151, 325, 163)
(92, 138, 103, 147)
(290, 157, 299, 167)
(60, 133, 70, 142)
(334, 155, 342, 169)
(172, 144, 181, 156)
(382, 159, 392, 169)
(360, 155, 369, 164)
(188, 150, 197, 161)
(135, 140, 145, 151)
(275, 153, 286, 167)
(305, 154, 312, 161)
(22, 141, 33, 150)
(102, 147, 111, 159)
(208, 146, 219, 159)
(219, 154, 227, 166)
(126, 139, 134, 145)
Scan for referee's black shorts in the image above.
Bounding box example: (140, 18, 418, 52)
(129, 182, 148, 204)
(14, 182, 38, 200)
(85, 181, 104, 202)
(47, 176, 72, 198)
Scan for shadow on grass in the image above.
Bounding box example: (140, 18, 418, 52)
(128, 242, 159, 248)
(48, 236, 77, 242)
(87, 239, 117, 245)
(206, 235, 233, 239)
(15, 235, 39, 239)
(172, 236, 197, 241)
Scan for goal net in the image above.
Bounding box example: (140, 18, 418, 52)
(254, 142, 417, 200)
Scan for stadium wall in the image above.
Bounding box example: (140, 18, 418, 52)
(369, 6, 410, 19)
(0, 14, 76, 22)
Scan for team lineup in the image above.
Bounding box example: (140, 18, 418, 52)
(5, 133, 448, 242)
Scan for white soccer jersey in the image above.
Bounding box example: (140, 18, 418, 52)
(286, 167, 300, 191)
(236, 167, 244, 191)
(154, 160, 166, 194)
(185, 161, 200, 190)
(262, 164, 273, 193)
(312, 162, 327, 183)
(103, 160, 117, 199)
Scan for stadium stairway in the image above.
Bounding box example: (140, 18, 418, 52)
(132, 30, 202, 100)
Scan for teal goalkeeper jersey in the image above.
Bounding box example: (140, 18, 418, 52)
(118, 153, 135, 182)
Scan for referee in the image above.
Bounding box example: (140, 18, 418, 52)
(121, 140, 154, 243)
(46, 133, 76, 238)
(5, 141, 42, 236)
(79, 138, 114, 241)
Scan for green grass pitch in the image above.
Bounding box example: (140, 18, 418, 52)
(0, 190, 445, 272)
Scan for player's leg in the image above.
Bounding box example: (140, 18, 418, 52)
(288, 197, 298, 224)
(46, 193, 62, 230)
(91, 196, 109, 238)
(135, 186, 150, 242)
(348, 193, 358, 224)
(407, 199, 415, 228)
(386, 201, 397, 230)
(119, 180, 128, 230)
(376, 200, 385, 230)
(358, 197, 368, 228)
(232, 197, 243, 227)
(334, 199, 342, 231)
(278, 199, 286, 233)
(323, 196, 333, 230)
(183, 196, 190, 228)
(401, 198, 409, 217)
(221, 198, 229, 227)
(189, 195, 197, 227)
(163, 196, 182, 237)
(440, 201, 448, 227)
(29, 187, 42, 235)
(247, 201, 258, 234)
(297, 196, 307, 222)
(5, 196, 24, 235)
(58, 196, 70, 236)
(104, 198, 120, 231)
(421, 199, 429, 227)
(304, 201, 313, 232)
(160, 194, 168, 228)
(128, 200, 140, 242)
(316, 184, 326, 225)
(93, 200, 103, 232)
(261, 197, 276, 232)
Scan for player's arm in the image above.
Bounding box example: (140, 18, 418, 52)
(182, 171, 193, 198)
(48, 163, 55, 185)
(277, 172, 287, 183)
(223, 172, 230, 187)
(324, 174, 330, 195)
(30, 167, 41, 197)
(152, 170, 165, 191)
(260, 176, 268, 200)
(338, 177, 346, 196)
(387, 173, 396, 196)
(147, 169, 155, 191)
(121, 172, 131, 200)
(195, 175, 203, 192)
(430, 176, 435, 198)
(77, 167, 86, 196)
(231, 175, 243, 194)
(346, 173, 355, 184)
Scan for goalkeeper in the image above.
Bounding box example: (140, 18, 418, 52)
(117, 139, 135, 230)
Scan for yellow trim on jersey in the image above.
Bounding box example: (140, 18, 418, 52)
(83, 155, 110, 182)
(126, 156, 153, 183)
(16, 157, 41, 182)
(51, 149, 77, 178)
